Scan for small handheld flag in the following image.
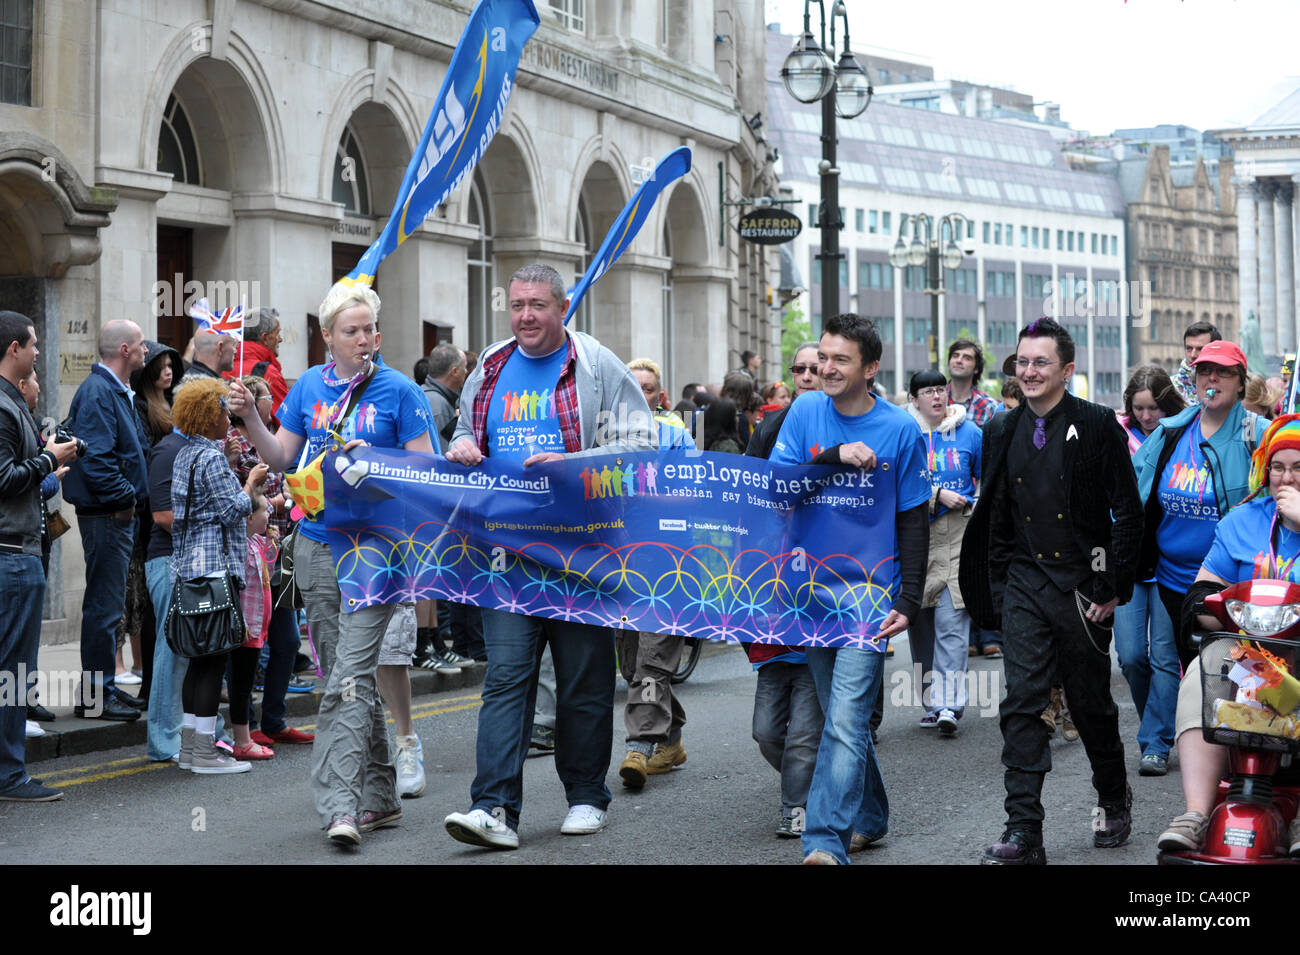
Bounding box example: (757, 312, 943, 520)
(565, 146, 692, 323)
(189, 297, 244, 341)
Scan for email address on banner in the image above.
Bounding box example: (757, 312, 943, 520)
(484, 519, 627, 534)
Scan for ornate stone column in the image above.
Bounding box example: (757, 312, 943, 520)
(1235, 177, 1259, 349)
(1278, 182, 1296, 355)
(1259, 181, 1277, 356)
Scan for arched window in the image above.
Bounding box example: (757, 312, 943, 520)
(573, 195, 593, 335)
(332, 126, 371, 216)
(157, 94, 201, 185)
(466, 170, 493, 353)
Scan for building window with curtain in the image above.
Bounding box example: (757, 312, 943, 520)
(549, 0, 585, 32)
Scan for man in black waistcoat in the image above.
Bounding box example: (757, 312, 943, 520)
(959, 317, 1143, 864)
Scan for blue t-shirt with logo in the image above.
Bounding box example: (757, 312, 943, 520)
(486, 345, 568, 462)
(925, 418, 982, 519)
(279, 364, 431, 542)
(769, 393, 930, 646)
(1203, 497, 1300, 585)
(1156, 417, 1220, 591)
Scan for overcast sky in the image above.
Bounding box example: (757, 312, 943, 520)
(764, 0, 1300, 136)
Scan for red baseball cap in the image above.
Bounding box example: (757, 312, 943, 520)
(1192, 340, 1247, 374)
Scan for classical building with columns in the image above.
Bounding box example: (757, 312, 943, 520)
(1217, 88, 1300, 369)
(0, 0, 776, 639)
(1106, 146, 1238, 371)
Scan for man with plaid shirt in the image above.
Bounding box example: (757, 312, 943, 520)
(946, 339, 1000, 428)
(443, 264, 653, 851)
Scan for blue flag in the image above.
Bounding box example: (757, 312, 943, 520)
(565, 146, 692, 322)
(341, 0, 540, 287)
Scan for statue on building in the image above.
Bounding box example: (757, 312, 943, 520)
(1241, 309, 1266, 375)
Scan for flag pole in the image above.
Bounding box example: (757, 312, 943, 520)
(240, 295, 246, 373)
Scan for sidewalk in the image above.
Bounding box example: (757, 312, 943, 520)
(24, 638, 486, 763)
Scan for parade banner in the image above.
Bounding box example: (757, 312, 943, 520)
(341, 0, 540, 287)
(564, 146, 692, 322)
(324, 446, 900, 649)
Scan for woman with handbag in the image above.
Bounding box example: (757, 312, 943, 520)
(170, 377, 268, 774)
(227, 374, 315, 747)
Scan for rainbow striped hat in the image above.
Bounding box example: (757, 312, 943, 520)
(1248, 413, 1300, 496)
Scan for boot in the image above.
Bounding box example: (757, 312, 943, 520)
(190, 731, 251, 774)
(179, 726, 195, 769)
(1060, 690, 1079, 741)
(1039, 686, 1062, 734)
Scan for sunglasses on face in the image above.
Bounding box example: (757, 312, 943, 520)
(790, 364, 821, 376)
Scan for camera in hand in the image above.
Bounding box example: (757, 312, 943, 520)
(54, 426, 87, 458)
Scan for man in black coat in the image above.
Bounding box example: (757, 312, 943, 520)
(959, 317, 1142, 864)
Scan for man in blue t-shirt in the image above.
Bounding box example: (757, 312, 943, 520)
(771, 313, 931, 865)
(228, 284, 432, 849)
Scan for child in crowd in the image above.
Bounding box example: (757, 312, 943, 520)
(231, 490, 276, 761)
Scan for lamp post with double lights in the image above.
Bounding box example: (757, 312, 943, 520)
(891, 212, 975, 370)
(780, 0, 872, 337)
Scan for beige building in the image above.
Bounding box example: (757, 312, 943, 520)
(1112, 146, 1238, 371)
(0, 0, 777, 639)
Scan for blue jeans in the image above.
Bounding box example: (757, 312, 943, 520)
(470, 608, 615, 829)
(0, 553, 45, 792)
(752, 661, 824, 815)
(802, 646, 889, 863)
(78, 513, 136, 693)
(1113, 580, 1179, 759)
(144, 555, 184, 760)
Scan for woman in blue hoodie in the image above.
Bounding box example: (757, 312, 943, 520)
(1131, 341, 1262, 670)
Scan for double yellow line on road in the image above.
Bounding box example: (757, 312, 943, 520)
(38, 694, 483, 788)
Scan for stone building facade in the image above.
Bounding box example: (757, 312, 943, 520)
(0, 0, 776, 638)
(1110, 146, 1238, 371)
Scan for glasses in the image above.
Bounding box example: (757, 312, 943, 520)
(1196, 364, 1239, 378)
(914, 387, 945, 399)
(1014, 358, 1061, 372)
(789, 364, 820, 376)
(1270, 463, 1300, 478)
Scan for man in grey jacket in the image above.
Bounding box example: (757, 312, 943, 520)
(421, 343, 467, 453)
(442, 263, 653, 851)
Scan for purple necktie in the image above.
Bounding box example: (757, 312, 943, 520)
(1033, 417, 1046, 450)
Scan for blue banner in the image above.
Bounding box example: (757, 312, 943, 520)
(324, 447, 900, 650)
(341, 0, 540, 287)
(564, 146, 692, 322)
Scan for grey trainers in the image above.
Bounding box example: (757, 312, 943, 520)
(190, 732, 251, 775)
(179, 726, 195, 770)
(1157, 811, 1209, 852)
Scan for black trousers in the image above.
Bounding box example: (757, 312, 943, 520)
(1156, 582, 1196, 671)
(999, 562, 1128, 830)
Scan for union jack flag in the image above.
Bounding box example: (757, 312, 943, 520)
(188, 297, 243, 340)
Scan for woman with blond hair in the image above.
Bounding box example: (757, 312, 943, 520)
(226, 282, 433, 847)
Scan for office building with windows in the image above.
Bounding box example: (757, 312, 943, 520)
(766, 32, 1129, 400)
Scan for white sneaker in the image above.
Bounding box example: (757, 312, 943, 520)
(24, 720, 45, 738)
(560, 804, 608, 835)
(444, 808, 519, 850)
(937, 709, 958, 736)
(114, 671, 142, 686)
(395, 735, 426, 798)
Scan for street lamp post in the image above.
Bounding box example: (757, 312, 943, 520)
(891, 212, 974, 370)
(780, 0, 872, 338)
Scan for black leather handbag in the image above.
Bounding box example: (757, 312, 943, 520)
(164, 456, 246, 659)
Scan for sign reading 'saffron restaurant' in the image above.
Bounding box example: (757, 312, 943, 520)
(521, 41, 626, 96)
